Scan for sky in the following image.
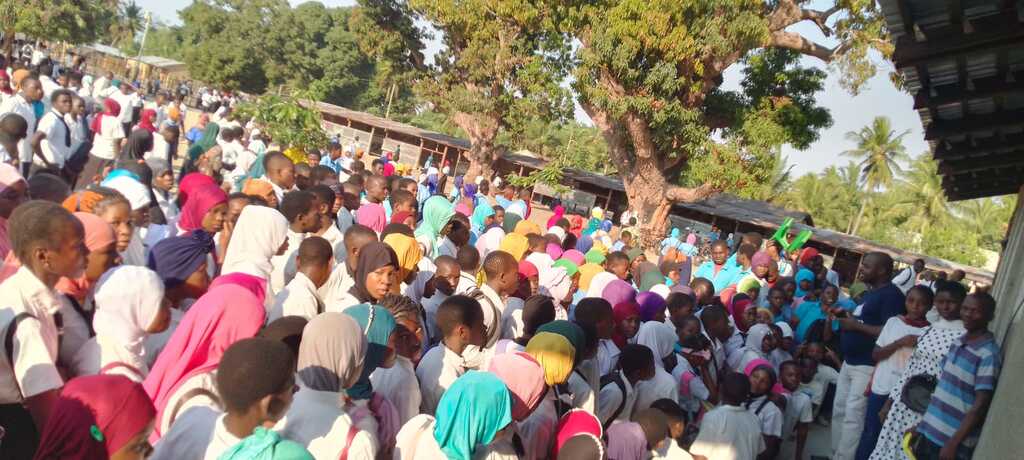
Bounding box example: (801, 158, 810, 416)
(136, 0, 929, 177)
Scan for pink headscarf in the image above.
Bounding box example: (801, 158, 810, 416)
(356, 202, 387, 233)
(686, 233, 697, 245)
(177, 172, 217, 207)
(56, 213, 116, 302)
(553, 409, 603, 458)
(562, 249, 585, 266)
(752, 251, 772, 271)
(0, 163, 26, 259)
(547, 205, 565, 229)
(143, 283, 265, 440)
(546, 243, 563, 260)
(454, 201, 472, 217)
(176, 183, 227, 234)
(488, 351, 547, 421)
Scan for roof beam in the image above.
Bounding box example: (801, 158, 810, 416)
(915, 72, 1024, 110)
(925, 108, 1024, 139)
(938, 150, 1024, 174)
(893, 15, 1024, 69)
(934, 132, 1024, 159)
(942, 167, 1024, 191)
(946, 182, 1022, 200)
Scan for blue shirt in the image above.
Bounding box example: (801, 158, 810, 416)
(918, 332, 1001, 448)
(319, 155, 343, 174)
(693, 261, 738, 294)
(840, 283, 905, 366)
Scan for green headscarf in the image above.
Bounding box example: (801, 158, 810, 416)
(187, 123, 220, 161)
(537, 320, 585, 353)
(584, 249, 606, 264)
(639, 270, 663, 292)
(217, 427, 313, 460)
(415, 196, 456, 243)
(626, 247, 644, 262)
(470, 199, 495, 234)
(434, 371, 513, 460)
(342, 304, 397, 401)
(552, 258, 579, 277)
(583, 217, 601, 236)
(502, 213, 523, 234)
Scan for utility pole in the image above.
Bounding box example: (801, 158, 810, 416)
(384, 83, 397, 119)
(135, 12, 152, 81)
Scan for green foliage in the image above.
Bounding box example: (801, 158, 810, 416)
(497, 118, 612, 174)
(506, 161, 572, 196)
(233, 91, 329, 152)
(0, 0, 117, 44)
(843, 116, 909, 191)
(108, 0, 144, 50)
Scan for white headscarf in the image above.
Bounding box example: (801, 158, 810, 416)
(650, 284, 670, 300)
(744, 323, 772, 359)
(525, 251, 554, 272)
(475, 226, 505, 260)
(586, 272, 618, 299)
(92, 266, 165, 360)
(222, 205, 289, 279)
(547, 226, 566, 242)
(101, 175, 151, 211)
(635, 321, 677, 366)
(539, 266, 572, 303)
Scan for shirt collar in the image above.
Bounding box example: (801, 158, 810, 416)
(12, 266, 64, 315)
(960, 331, 995, 347)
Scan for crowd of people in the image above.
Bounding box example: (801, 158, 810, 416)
(0, 54, 1006, 460)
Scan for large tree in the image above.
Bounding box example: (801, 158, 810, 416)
(843, 115, 909, 235)
(565, 0, 889, 246)
(0, 0, 118, 61)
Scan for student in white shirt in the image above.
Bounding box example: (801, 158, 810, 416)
(455, 244, 481, 295)
(0, 202, 85, 457)
(597, 344, 655, 427)
(472, 250, 519, 348)
(271, 190, 320, 295)
(151, 337, 310, 460)
(415, 255, 461, 346)
(306, 185, 346, 264)
(109, 82, 138, 136)
(633, 321, 683, 411)
(779, 360, 814, 460)
(32, 89, 74, 169)
(264, 152, 299, 211)
(145, 283, 266, 440)
(744, 361, 784, 460)
(371, 294, 427, 427)
(69, 266, 168, 381)
(892, 258, 925, 294)
(273, 313, 379, 460)
(0, 76, 41, 175)
(417, 295, 488, 415)
(0, 112, 28, 164)
(690, 373, 765, 460)
(270, 237, 331, 321)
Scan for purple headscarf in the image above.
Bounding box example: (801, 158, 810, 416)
(636, 291, 667, 322)
(602, 279, 636, 307)
(575, 235, 593, 254)
(146, 230, 215, 288)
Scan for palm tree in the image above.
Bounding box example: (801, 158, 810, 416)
(842, 116, 910, 235)
(894, 155, 948, 237)
(109, 1, 144, 49)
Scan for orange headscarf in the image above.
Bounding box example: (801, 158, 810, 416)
(62, 191, 105, 213)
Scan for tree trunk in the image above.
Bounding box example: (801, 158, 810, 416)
(450, 111, 500, 182)
(848, 194, 869, 235)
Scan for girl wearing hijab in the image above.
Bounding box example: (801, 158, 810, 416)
(602, 279, 636, 308)
(547, 204, 565, 230)
(175, 182, 227, 236)
(539, 266, 574, 318)
(343, 304, 400, 456)
(635, 291, 667, 323)
(121, 128, 154, 160)
(470, 199, 496, 236)
(476, 225, 505, 259)
(585, 271, 617, 299)
(395, 371, 516, 460)
(144, 230, 217, 366)
(632, 321, 681, 411)
(69, 266, 168, 381)
(181, 122, 219, 178)
(735, 323, 778, 373)
(82, 99, 125, 186)
(383, 232, 422, 289)
(415, 195, 455, 258)
(136, 108, 158, 133)
(143, 283, 266, 439)
(334, 241, 398, 310)
(611, 301, 641, 348)
(499, 233, 529, 261)
(488, 351, 548, 421)
(32, 375, 156, 460)
(583, 208, 603, 236)
(552, 409, 604, 459)
(521, 330, 578, 460)
(744, 360, 784, 458)
(216, 205, 289, 306)
(274, 313, 379, 459)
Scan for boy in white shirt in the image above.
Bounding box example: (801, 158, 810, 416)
(0, 77, 41, 175)
(691, 373, 766, 460)
(270, 237, 331, 321)
(779, 360, 814, 460)
(597, 344, 655, 427)
(32, 89, 74, 170)
(416, 295, 487, 415)
(455, 245, 481, 295)
(150, 338, 309, 460)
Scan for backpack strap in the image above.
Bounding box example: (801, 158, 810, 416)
(4, 312, 37, 398)
(468, 289, 502, 346)
(599, 372, 627, 430)
(337, 424, 360, 460)
(168, 387, 220, 428)
(65, 294, 95, 338)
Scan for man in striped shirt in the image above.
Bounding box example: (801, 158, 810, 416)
(916, 292, 1001, 459)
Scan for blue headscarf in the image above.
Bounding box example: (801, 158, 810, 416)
(470, 199, 495, 234)
(795, 268, 816, 298)
(575, 235, 593, 254)
(342, 304, 397, 400)
(434, 371, 513, 460)
(146, 230, 216, 288)
(601, 219, 613, 232)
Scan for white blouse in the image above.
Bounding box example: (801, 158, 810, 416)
(274, 387, 378, 460)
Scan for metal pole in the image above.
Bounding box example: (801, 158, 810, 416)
(384, 83, 396, 119)
(135, 12, 152, 81)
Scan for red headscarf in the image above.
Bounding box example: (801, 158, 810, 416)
(547, 204, 565, 229)
(90, 98, 121, 134)
(177, 172, 217, 207)
(390, 210, 414, 226)
(612, 301, 640, 348)
(799, 247, 819, 267)
(143, 284, 265, 441)
(553, 409, 603, 458)
(731, 293, 754, 333)
(568, 215, 585, 238)
(33, 375, 155, 460)
(514, 260, 539, 300)
(177, 183, 227, 234)
(0, 70, 13, 95)
(137, 108, 158, 133)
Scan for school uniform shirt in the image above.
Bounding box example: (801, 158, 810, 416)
(745, 394, 783, 439)
(690, 404, 765, 460)
(500, 296, 525, 340)
(416, 343, 469, 415)
(597, 370, 636, 426)
(318, 263, 355, 310)
(871, 316, 926, 395)
(121, 227, 147, 267)
(564, 367, 597, 415)
(370, 355, 421, 427)
(779, 391, 813, 459)
(519, 390, 559, 460)
(633, 366, 679, 412)
(318, 224, 346, 265)
(477, 284, 506, 348)
(39, 75, 60, 104)
(150, 409, 237, 460)
(0, 94, 37, 163)
(597, 339, 621, 376)
(671, 357, 711, 414)
(65, 113, 88, 154)
(436, 237, 458, 258)
(144, 306, 189, 369)
(90, 113, 126, 160)
(456, 270, 478, 295)
(336, 207, 356, 235)
(58, 295, 93, 367)
(110, 91, 138, 124)
(0, 267, 65, 403)
(270, 272, 324, 322)
(274, 387, 378, 460)
(158, 371, 220, 436)
(37, 109, 72, 167)
(69, 334, 149, 382)
(271, 229, 307, 295)
(268, 178, 297, 209)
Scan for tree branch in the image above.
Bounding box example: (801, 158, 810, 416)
(769, 30, 839, 62)
(802, 6, 842, 37)
(666, 183, 717, 203)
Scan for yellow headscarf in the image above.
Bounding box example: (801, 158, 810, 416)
(499, 233, 529, 261)
(525, 332, 575, 386)
(283, 146, 306, 165)
(514, 219, 542, 237)
(383, 233, 422, 276)
(577, 263, 605, 292)
(591, 240, 608, 255)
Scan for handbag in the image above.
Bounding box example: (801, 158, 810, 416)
(899, 327, 938, 414)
